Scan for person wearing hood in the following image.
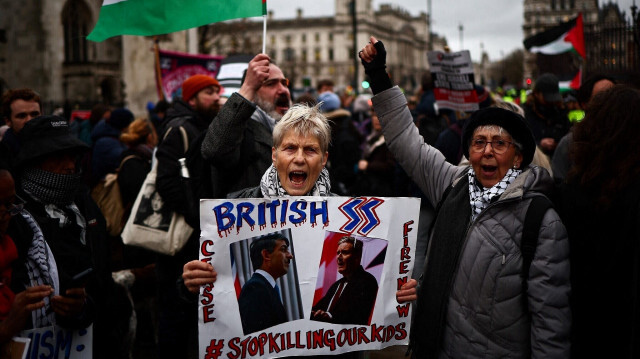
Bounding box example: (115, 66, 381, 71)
(90, 108, 133, 184)
(7, 115, 118, 357)
(360, 37, 570, 358)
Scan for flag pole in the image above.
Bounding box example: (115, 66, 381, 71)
(153, 37, 166, 101)
(262, 14, 267, 54)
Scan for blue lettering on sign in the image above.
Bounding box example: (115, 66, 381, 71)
(310, 201, 328, 226)
(236, 202, 255, 228)
(213, 202, 235, 232)
(212, 200, 329, 236)
(289, 201, 306, 224)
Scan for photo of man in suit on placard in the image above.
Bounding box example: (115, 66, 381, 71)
(311, 236, 380, 325)
(237, 232, 293, 335)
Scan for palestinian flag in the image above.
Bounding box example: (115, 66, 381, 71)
(524, 14, 585, 90)
(88, 0, 267, 42)
(523, 13, 585, 59)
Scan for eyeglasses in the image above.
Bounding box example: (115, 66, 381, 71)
(262, 78, 290, 88)
(0, 195, 25, 217)
(470, 139, 515, 155)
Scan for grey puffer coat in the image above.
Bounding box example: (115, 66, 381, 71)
(373, 86, 571, 358)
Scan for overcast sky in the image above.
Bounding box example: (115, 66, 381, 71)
(266, 0, 637, 62)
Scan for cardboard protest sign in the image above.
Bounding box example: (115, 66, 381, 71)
(198, 197, 420, 358)
(427, 50, 479, 112)
(19, 325, 92, 359)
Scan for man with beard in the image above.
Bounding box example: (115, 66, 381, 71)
(201, 53, 292, 197)
(522, 73, 570, 157)
(155, 74, 220, 359)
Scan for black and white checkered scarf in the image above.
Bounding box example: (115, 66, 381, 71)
(22, 168, 81, 207)
(260, 164, 331, 197)
(19, 209, 59, 327)
(468, 168, 521, 221)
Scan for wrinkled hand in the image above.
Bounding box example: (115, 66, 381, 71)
(396, 279, 418, 303)
(51, 288, 86, 318)
(0, 285, 52, 341)
(238, 53, 272, 102)
(183, 260, 217, 294)
(358, 36, 387, 73)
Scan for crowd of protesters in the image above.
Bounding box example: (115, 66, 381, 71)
(1, 34, 639, 359)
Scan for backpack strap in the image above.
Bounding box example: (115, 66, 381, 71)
(521, 195, 552, 308)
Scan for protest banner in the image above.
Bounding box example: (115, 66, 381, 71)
(157, 49, 224, 101)
(198, 196, 420, 358)
(427, 50, 479, 112)
(19, 325, 92, 359)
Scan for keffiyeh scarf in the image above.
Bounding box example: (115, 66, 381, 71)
(468, 168, 521, 221)
(19, 209, 59, 327)
(260, 164, 331, 197)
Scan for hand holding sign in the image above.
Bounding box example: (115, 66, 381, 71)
(183, 260, 217, 294)
(396, 278, 418, 303)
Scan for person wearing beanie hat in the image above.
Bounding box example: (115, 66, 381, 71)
(181, 74, 220, 102)
(90, 108, 133, 183)
(360, 37, 570, 358)
(154, 74, 221, 359)
(317, 91, 341, 113)
(8, 115, 117, 354)
(522, 73, 570, 156)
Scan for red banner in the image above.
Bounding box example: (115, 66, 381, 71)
(157, 49, 224, 101)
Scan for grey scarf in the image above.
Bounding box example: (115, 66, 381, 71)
(260, 164, 331, 197)
(22, 168, 81, 207)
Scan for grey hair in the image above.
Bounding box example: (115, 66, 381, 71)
(338, 236, 363, 257)
(273, 102, 331, 153)
(473, 125, 523, 153)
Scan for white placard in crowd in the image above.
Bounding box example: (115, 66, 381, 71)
(427, 50, 479, 112)
(20, 325, 93, 359)
(198, 196, 420, 358)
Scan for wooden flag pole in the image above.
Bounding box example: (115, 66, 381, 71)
(153, 37, 166, 101)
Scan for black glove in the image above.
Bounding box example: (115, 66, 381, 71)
(360, 41, 387, 74)
(360, 41, 392, 95)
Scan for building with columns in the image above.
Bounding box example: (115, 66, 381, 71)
(203, 0, 445, 95)
(0, 0, 446, 116)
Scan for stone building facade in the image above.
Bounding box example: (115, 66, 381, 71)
(0, 0, 123, 113)
(1, 0, 445, 116)
(203, 0, 443, 95)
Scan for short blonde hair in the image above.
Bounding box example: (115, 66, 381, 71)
(273, 103, 331, 153)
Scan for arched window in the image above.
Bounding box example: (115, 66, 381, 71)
(62, 0, 92, 63)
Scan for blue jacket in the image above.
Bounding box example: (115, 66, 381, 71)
(91, 119, 126, 182)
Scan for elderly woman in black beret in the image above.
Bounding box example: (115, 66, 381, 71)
(360, 37, 570, 358)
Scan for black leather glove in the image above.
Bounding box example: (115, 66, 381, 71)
(360, 41, 392, 95)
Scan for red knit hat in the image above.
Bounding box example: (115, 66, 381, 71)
(182, 74, 220, 101)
